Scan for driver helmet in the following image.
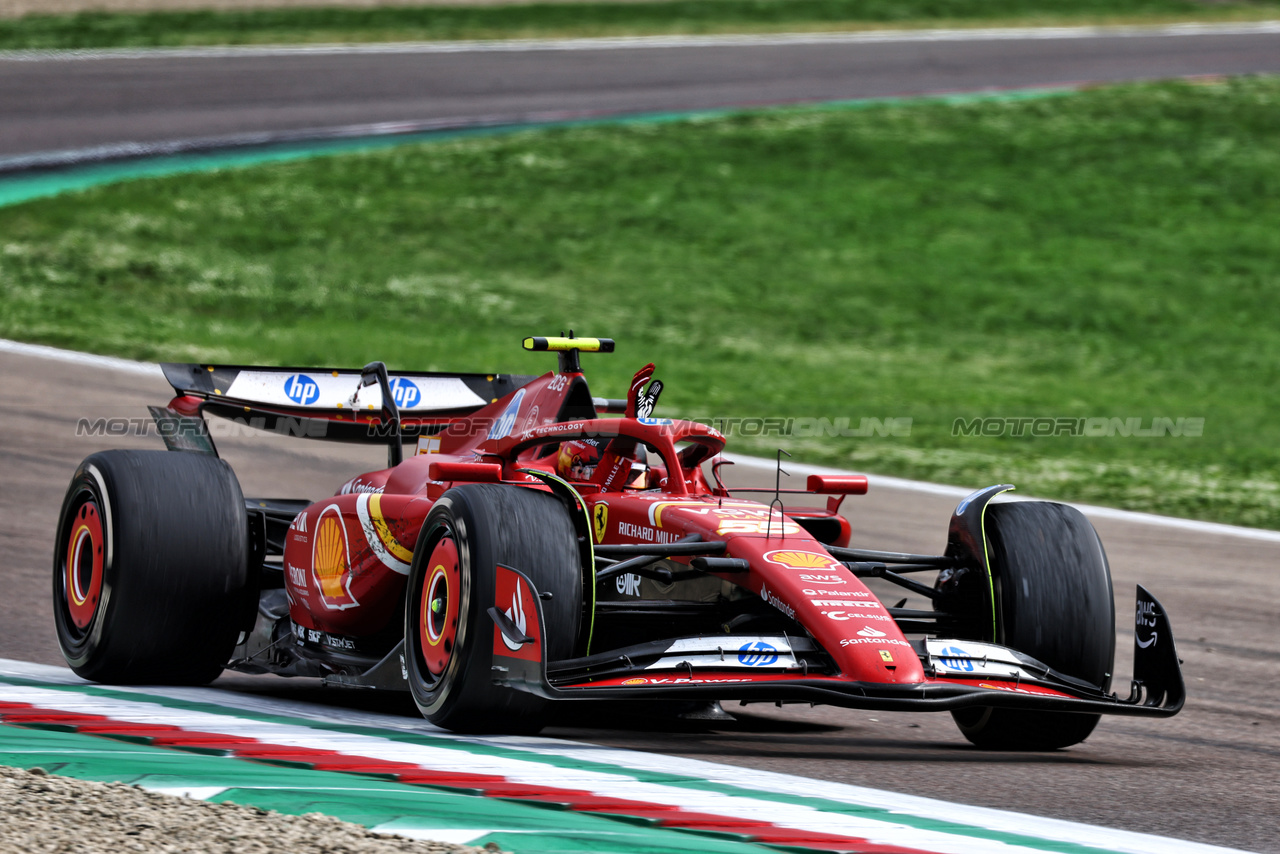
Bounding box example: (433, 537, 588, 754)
(557, 438, 604, 481)
(557, 439, 650, 488)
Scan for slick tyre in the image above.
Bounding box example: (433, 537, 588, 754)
(952, 501, 1115, 750)
(53, 450, 250, 685)
(404, 484, 582, 734)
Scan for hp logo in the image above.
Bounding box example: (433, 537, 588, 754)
(388, 377, 421, 409)
(939, 646, 974, 672)
(284, 374, 320, 406)
(487, 389, 526, 440)
(738, 641, 779, 667)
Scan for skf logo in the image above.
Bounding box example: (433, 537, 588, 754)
(764, 550, 841, 570)
(312, 505, 358, 609)
(593, 503, 608, 543)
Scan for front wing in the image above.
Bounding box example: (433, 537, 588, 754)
(489, 565, 1184, 718)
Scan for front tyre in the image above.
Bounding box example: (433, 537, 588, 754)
(52, 450, 250, 685)
(951, 501, 1115, 750)
(404, 484, 582, 734)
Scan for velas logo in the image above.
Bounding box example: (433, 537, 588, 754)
(284, 374, 320, 406)
(387, 377, 421, 408)
(488, 389, 526, 440)
(764, 550, 841, 570)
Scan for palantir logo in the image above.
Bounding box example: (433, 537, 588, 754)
(388, 377, 421, 409)
(738, 641, 779, 667)
(284, 374, 320, 406)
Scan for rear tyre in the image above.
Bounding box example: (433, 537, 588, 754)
(404, 484, 582, 734)
(52, 450, 250, 685)
(949, 501, 1115, 750)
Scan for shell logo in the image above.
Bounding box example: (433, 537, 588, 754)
(621, 678, 647, 686)
(764, 550, 840, 570)
(312, 506, 358, 609)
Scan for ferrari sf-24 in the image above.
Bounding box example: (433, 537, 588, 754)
(54, 337, 1184, 749)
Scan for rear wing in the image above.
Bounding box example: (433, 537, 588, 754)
(160, 362, 536, 443)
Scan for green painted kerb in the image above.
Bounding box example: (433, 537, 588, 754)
(0, 723, 786, 854)
(0, 86, 1075, 210)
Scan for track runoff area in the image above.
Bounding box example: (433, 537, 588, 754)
(0, 340, 1266, 854)
(0, 658, 1245, 854)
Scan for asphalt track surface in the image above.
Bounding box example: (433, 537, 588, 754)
(1, 345, 1277, 852)
(2, 25, 1280, 158)
(3, 23, 1280, 852)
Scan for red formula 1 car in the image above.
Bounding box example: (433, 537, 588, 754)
(53, 337, 1184, 749)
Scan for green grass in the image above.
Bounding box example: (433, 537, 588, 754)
(2, 0, 1280, 49)
(3, 77, 1280, 527)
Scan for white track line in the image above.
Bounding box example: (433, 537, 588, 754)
(5, 337, 1278, 543)
(0, 339, 163, 379)
(2, 20, 1279, 62)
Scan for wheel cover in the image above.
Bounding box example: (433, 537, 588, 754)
(420, 534, 461, 677)
(64, 499, 104, 631)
